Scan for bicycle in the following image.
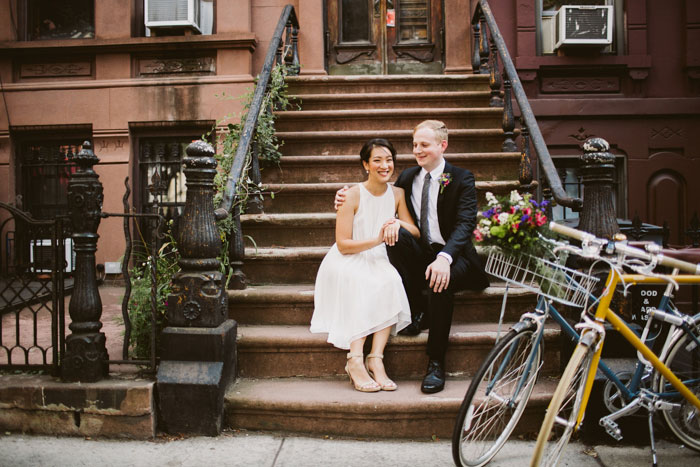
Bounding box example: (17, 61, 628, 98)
(452, 228, 698, 467)
(530, 223, 700, 467)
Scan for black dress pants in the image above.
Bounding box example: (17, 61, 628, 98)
(387, 228, 470, 363)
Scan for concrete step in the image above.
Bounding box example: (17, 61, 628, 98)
(274, 108, 503, 132)
(235, 323, 560, 379)
(290, 90, 492, 110)
(224, 376, 558, 439)
(227, 283, 536, 325)
(277, 129, 510, 156)
(261, 153, 521, 184)
(0, 373, 155, 439)
(286, 74, 491, 95)
(258, 180, 519, 214)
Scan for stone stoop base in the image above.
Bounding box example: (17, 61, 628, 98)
(0, 374, 155, 439)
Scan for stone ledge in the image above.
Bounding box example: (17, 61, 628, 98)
(0, 374, 155, 439)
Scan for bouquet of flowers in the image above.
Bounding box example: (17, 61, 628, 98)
(473, 190, 549, 254)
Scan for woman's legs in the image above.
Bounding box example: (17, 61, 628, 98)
(366, 326, 397, 389)
(346, 336, 379, 390)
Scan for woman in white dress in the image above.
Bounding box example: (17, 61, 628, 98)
(310, 139, 420, 392)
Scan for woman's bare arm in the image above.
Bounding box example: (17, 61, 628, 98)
(336, 186, 384, 255)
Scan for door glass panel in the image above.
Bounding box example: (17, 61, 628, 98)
(399, 0, 428, 42)
(341, 0, 370, 42)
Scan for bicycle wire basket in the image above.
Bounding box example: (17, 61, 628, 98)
(485, 248, 599, 308)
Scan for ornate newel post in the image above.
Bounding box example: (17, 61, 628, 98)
(62, 141, 108, 382)
(577, 137, 620, 239)
(156, 141, 237, 436)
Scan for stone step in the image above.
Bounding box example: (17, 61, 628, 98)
(258, 180, 519, 214)
(227, 283, 536, 325)
(290, 90, 492, 110)
(286, 74, 491, 95)
(224, 376, 557, 439)
(242, 242, 528, 285)
(277, 129, 510, 156)
(261, 152, 521, 184)
(274, 108, 503, 132)
(235, 323, 560, 379)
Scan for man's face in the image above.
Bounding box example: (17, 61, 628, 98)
(412, 127, 447, 173)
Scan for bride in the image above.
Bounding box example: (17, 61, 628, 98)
(310, 138, 420, 392)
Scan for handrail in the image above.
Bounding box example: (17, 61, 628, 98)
(215, 5, 299, 218)
(472, 0, 582, 211)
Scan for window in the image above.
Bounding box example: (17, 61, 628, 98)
(537, 0, 624, 55)
(18, 139, 84, 224)
(23, 0, 94, 40)
(540, 155, 626, 222)
(134, 133, 211, 248)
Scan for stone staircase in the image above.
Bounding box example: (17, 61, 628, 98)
(223, 74, 560, 439)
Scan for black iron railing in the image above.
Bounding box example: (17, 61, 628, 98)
(471, 0, 583, 211)
(214, 4, 300, 289)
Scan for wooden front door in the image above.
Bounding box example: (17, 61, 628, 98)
(325, 0, 444, 75)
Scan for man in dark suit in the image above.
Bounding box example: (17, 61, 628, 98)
(389, 120, 489, 393)
(335, 120, 489, 394)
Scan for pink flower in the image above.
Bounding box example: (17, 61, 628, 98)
(535, 212, 547, 226)
(473, 229, 483, 241)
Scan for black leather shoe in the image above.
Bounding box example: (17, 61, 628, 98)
(421, 360, 445, 394)
(398, 321, 421, 336)
(399, 312, 426, 336)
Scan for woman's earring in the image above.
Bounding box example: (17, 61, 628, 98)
(366, 170, 369, 174)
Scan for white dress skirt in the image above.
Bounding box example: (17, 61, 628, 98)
(310, 183, 411, 349)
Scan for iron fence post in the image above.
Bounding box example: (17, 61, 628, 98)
(157, 140, 237, 436)
(577, 137, 620, 239)
(61, 141, 108, 382)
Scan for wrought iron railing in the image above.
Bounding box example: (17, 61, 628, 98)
(471, 0, 583, 211)
(214, 5, 300, 290)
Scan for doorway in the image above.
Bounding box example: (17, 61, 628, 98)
(325, 0, 444, 75)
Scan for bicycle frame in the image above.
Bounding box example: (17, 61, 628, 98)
(575, 270, 700, 429)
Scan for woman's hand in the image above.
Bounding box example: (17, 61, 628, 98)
(382, 218, 400, 246)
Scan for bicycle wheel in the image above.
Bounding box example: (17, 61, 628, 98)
(531, 342, 594, 467)
(655, 327, 700, 451)
(452, 323, 541, 467)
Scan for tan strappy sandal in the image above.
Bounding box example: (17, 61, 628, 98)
(345, 353, 380, 392)
(365, 353, 398, 391)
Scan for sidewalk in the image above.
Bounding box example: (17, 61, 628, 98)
(0, 430, 696, 467)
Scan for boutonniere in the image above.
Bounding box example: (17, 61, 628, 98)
(438, 173, 452, 194)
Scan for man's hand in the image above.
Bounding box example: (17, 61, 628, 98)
(426, 255, 451, 293)
(334, 185, 350, 211)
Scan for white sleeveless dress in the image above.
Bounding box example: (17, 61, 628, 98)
(310, 184, 411, 349)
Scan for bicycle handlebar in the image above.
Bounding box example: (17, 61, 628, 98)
(549, 222, 700, 275)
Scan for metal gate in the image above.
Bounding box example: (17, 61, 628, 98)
(0, 202, 66, 374)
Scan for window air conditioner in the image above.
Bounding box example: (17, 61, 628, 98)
(554, 5, 613, 50)
(30, 238, 75, 274)
(145, 0, 202, 34)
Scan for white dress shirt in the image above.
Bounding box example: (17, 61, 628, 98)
(411, 159, 453, 264)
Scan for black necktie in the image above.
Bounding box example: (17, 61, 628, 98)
(420, 172, 431, 247)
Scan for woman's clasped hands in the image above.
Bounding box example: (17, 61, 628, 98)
(381, 218, 400, 246)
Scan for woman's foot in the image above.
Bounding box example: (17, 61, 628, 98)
(345, 353, 380, 392)
(365, 354, 398, 391)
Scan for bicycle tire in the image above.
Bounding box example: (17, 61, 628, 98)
(452, 323, 541, 467)
(530, 342, 594, 467)
(655, 326, 700, 451)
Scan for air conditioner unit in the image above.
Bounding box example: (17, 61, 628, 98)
(30, 238, 75, 274)
(145, 0, 202, 34)
(554, 5, 613, 50)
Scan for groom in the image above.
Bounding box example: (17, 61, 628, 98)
(337, 120, 489, 393)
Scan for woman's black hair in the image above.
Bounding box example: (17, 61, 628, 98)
(359, 138, 397, 166)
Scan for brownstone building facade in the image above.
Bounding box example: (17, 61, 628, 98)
(0, 0, 698, 271)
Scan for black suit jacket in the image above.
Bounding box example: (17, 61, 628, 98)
(395, 161, 489, 291)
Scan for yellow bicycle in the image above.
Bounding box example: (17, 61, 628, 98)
(530, 222, 700, 467)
